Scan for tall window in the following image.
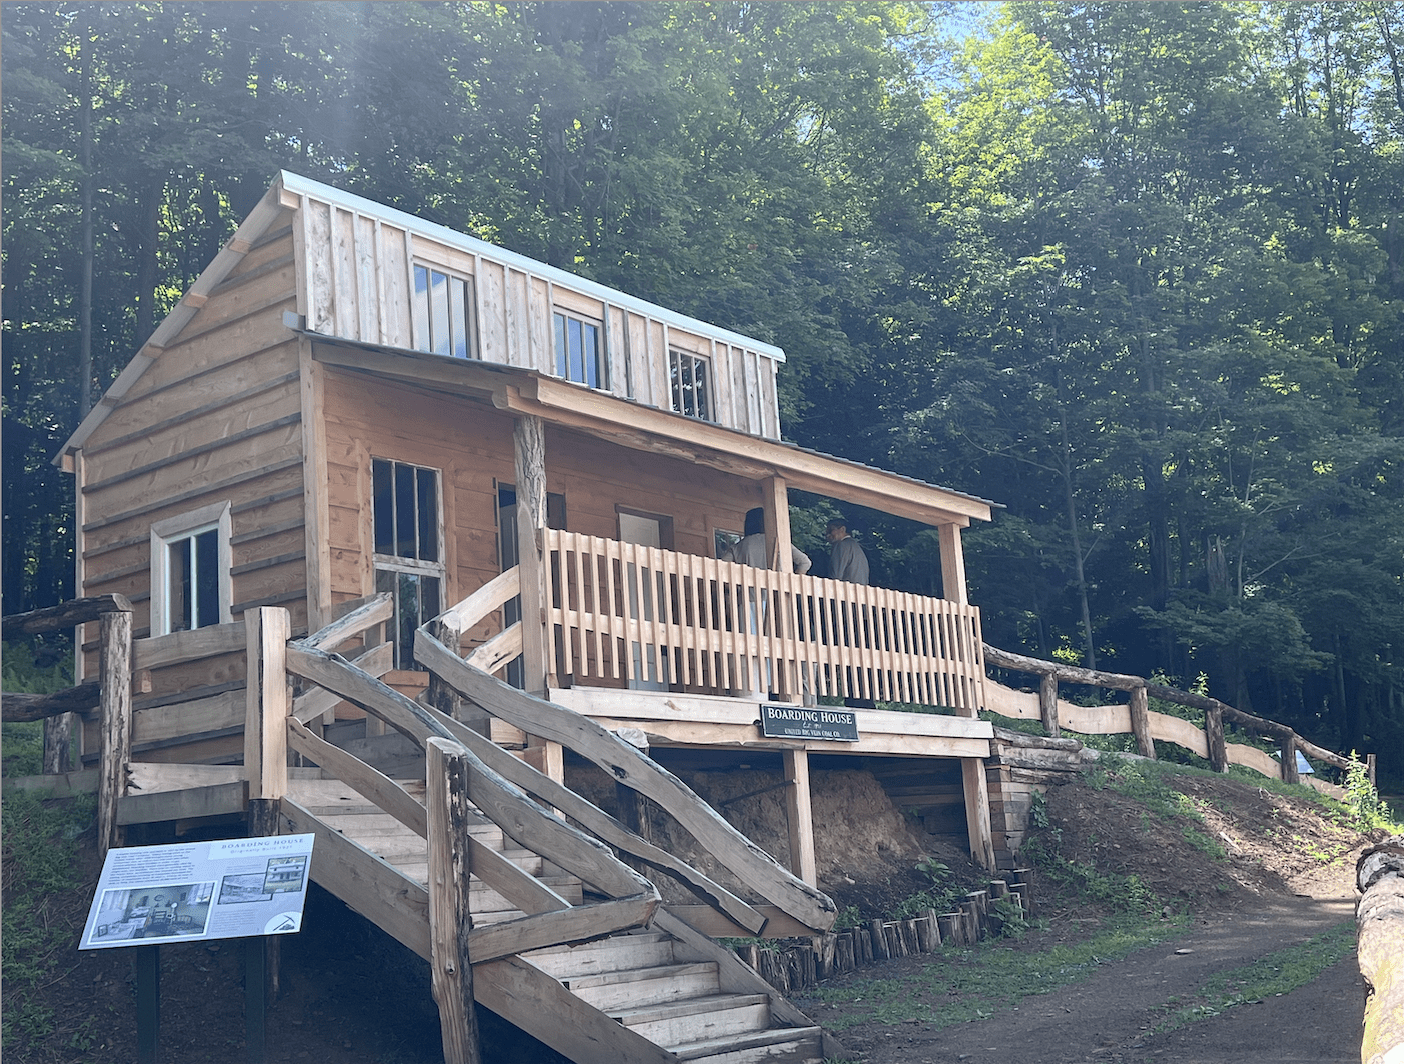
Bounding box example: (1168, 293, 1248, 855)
(553, 311, 604, 389)
(373, 458, 443, 669)
(412, 265, 474, 359)
(669, 350, 712, 421)
(150, 501, 231, 635)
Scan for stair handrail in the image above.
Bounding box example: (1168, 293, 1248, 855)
(420, 573, 838, 933)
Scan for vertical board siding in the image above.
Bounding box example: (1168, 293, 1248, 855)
(307, 199, 334, 333)
(356, 213, 379, 343)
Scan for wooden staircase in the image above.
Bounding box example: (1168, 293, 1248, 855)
(284, 772, 828, 1063)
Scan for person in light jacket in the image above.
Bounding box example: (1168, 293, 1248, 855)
(720, 507, 811, 574)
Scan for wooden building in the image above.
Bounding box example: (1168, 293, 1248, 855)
(56, 172, 1000, 1062)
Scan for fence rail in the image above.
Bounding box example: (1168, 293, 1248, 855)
(545, 530, 985, 712)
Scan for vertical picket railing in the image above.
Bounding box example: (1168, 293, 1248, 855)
(543, 530, 985, 712)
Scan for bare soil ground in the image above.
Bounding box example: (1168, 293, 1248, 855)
(1, 760, 1379, 1064)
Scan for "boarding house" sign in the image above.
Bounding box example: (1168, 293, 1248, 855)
(759, 705, 860, 742)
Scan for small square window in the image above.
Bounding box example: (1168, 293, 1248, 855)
(413, 265, 475, 359)
(553, 311, 605, 389)
(670, 350, 712, 421)
(150, 502, 231, 635)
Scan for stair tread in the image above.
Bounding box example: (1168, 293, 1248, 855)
(563, 961, 717, 991)
(523, 931, 672, 958)
(610, 992, 768, 1026)
(669, 1025, 824, 1061)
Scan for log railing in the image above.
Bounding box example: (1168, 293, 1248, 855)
(544, 529, 985, 713)
(982, 644, 1360, 794)
(421, 573, 839, 934)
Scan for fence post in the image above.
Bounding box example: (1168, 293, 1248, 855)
(97, 610, 133, 859)
(426, 737, 483, 1064)
(1280, 734, 1300, 785)
(1128, 685, 1155, 759)
(1204, 705, 1228, 772)
(1038, 671, 1060, 738)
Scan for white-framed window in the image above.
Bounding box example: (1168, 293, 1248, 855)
(669, 349, 713, 421)
(412, 264, 476, 359)
(150, 501, 232, 635)
(553, 310, 605, 389)
(372, 457, 444, 670)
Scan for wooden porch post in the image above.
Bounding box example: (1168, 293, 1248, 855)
(938, 524, 968, 605)
(761, 475, 791, 573)
(1281, 734, 1300, 784)
(1205, 705, 1228, 773)
(1038, 672, 1061, 738)
(783, 748, 818, 887)
(426, 737, 483, 1064)
(97, 609, 132, 859)
(962, 759, 996, 870)
(513, 416, 549, 696)
(244, 606, 291, 808)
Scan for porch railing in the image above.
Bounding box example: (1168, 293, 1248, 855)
(544, 530, 986, 713)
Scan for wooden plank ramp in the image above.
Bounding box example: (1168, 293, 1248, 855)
(283, 776, 827, 1063)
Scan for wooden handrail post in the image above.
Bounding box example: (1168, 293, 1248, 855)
(1205, 705, 1228, 773)
(244, 606, 291, 804)
(783, 749, 818, 887)
(97, 609, 133, 859)
(426, 737, 483, 1064)
(1038, 672, 1060, 738)
(1128, 685, 1155, 759)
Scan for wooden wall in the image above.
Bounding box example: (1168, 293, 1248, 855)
(78, 214, 309, 750)
(292, 189, 783, 439)
(318, 369, 763, 666)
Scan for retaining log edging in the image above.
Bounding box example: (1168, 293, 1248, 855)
(1358, 835, 1404, 1064)
(735, 871, 1036, 994)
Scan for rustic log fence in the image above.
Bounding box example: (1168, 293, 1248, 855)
(982, 644, 1359, 796)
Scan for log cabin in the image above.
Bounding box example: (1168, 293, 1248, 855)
(55, 171, 1001, 1062)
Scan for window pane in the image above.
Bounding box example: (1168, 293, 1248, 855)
(417, 467, 438, 563)
(195, 529, 220, 628)
(451, 277, 469, 359)
(169, 538, 193, 633)
(395, 462, 416, 558)
(554, 313, 568, 378)
(582, 321, 599, 389)
(430, 270, 450, 356)
(413, 266, 430, 352)
(398, 572, 419, 668)
(670, 353, 684, 413)
(695, 358, 710, 421)
(569, 319, 584, 383)
(373, 459, 393, 555)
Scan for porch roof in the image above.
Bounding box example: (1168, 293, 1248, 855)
(308, 333, 998, 528)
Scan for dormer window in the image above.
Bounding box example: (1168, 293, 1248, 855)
(669, 350, 713, 421)
(412, 265, 475, 359)
(553, 311, 604, 389)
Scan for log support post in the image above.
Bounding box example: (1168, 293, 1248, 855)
(43, 711, 72, 774)
(1280, 733, 1300, 785)
(513, 415, 549, 696)
(761, 476, 791, 574)
(1205, 705, 1228, 773)
(426, 737, 483, 1064)
(938, 523, 968, 605)
(1038, 672, 1060, 738)
(1128, 685, 1155, 759)
(98, 609, 133, 859)
(244, 605, 290, 1007)
(962, 758, 995, 870)
(783, 748, 817, 886)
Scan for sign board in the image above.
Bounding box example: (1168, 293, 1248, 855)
(79, 835, 315, 950)
(759, 704, 860, 742)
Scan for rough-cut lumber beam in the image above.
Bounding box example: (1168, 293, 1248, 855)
(2, 593, 132, 637)
(3, 682, 100, 722)
(1358, 837, 1404, 1064)
(245, 607, 291, 801)
(414, 625, 836, 930)
(133, 620, 246, 671)
(441, 568, 519, 633)
(783, 749, 817, 887)
(303, 592, 393, 652)
(98, 610, 133, 858)
(287, 717, 427, 836)
(938, 524, 968, 605)
(426, 739, 483, 1064)
(962, 758, 995, 870)
(465, 895, 658, 965)
(465, 624, 523, 676)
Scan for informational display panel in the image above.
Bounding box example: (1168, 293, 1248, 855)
(79, 835, 315, 950)
(759, 704, 860, 742)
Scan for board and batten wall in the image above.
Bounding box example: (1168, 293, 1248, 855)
(285, 185, 783, 440)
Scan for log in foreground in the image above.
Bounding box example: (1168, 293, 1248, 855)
(3, 682, 101, 722)
(1358, 836, 1404, 1064)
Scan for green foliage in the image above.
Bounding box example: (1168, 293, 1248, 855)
(1344, 751, 1396, 830)
(892, 854, 961, 919)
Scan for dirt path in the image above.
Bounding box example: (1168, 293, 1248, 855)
(807, 895, 1363, 1064)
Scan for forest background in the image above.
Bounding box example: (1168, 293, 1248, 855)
(3, 2, 1402, 781)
